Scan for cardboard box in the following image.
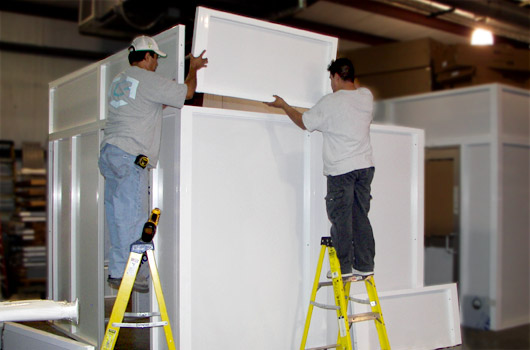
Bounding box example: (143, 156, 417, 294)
(436, 65, 530, 89)
(434, 44, 530, 73)
(359, 67, 433, 100)
(342, 38, 446, 76)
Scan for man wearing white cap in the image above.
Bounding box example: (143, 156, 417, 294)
(98, 35, 208, 292)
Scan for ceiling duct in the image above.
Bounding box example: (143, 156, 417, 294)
(78, 0, 178, 40)
(77, 0, 308, 40)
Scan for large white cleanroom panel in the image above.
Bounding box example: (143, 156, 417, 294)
(72, 131, 103, 345)
(52, 138, 73, 303)
(350, 284, 461, 350)
(160, 107, 427, 350)
(151, 113, 182, 349)
(177, 106, 309, 350)
(500, 87, 530, 143)
(2, 323, 94, 350)
(460, 144, 492, 329)
(48, 138, 75, 337)
(49, 65, 99, 134)
(390, 87, 491, 146)
(192, 7, 337, 108)
(368, 126, 424, 290)
(500, 145, 529, 329)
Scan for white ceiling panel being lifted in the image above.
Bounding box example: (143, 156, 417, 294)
(192, 6, 338, 108)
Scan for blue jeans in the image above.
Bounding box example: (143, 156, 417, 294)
(98, 143, 149, 278)
(325, 167, 375, 273)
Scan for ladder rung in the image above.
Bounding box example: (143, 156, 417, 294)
(344, 275, 367, 282)
(112, 321, 168, 328)
(305, 344, 339, 350)
(348, 312, 380, 323)
(348, 296, 370, 305)
(318, 275, 366, 288)
(318, 281, 333, 288)
(310, 300, 340, 311)
(123, 311, 161, 318)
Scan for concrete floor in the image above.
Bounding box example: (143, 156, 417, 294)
(11, 293, 530, 350)
(17, 321, 530, 349)
(456, 324, 530, 350)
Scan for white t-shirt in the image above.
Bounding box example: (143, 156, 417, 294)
(302, 88, 374, 176)
(102, 66, 188, 167)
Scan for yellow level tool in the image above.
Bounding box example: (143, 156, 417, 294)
(300, 237, 390, 350)
(101, 208, 176, 350)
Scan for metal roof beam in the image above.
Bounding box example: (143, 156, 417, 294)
(277, 18, 397, 45)
(323, 0, 473, 37)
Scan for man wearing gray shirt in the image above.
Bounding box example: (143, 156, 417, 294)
(265, 58, 375, 279)
(99, 36, 207, 292)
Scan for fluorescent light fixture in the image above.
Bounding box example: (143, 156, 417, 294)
(471, 28, 494, 45)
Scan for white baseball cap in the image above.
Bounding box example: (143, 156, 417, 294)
(129, 36, 167, 58)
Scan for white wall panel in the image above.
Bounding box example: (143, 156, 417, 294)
(152, 113, 181, 349)
(150, 29, 184, 81)
(50, 66, 100, 134)
(72, 131, 103, 345)
(1, 323, 94, 350)
(306, 131, 330, 348)
(54, 138, 73, 302)
(500, 87, 530, 143)
(156, 107, 427, 350)
(390, 87, 492, 146)
(500, 145, 530, 328)
(49, 137, 75, 337)
(370, 127, 424, 290)
(460, 144, 492, 327)
(351, 284, 461, 350)
(192, 7, 337, 108)
(177, 107, 307, 350)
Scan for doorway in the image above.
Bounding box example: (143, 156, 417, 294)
(424, 146, 460, 286)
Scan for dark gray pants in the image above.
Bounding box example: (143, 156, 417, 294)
(325, 167, 375, 273)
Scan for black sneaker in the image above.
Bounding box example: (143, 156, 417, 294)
(107, 275, 149, 293)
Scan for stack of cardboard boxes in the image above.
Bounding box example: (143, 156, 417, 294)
(343, 38, 445, 100)
(434, 44, 530, 90)
(343, 38, 530, 100)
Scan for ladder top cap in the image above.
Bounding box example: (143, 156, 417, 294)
(320, 236, 333, 246)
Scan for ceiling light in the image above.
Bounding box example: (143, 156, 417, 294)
(471, 28, 494, 46)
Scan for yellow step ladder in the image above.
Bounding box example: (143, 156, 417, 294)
(300, 237, 390, 350)
(101, 209, 176, 350)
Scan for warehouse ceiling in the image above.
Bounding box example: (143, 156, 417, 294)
(1, 0, 529, 50)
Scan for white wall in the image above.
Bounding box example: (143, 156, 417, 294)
(374, 84, 530, 330)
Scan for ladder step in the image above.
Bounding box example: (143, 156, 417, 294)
(318, 275, 366, 288)
(348, 296, 371, 305)
(348, 312, 380, 323)
(310, 300, 340, 310)
(305, 344, 339, 350)
(112, 321, 168, 328)
(123, 311, 161, 318)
